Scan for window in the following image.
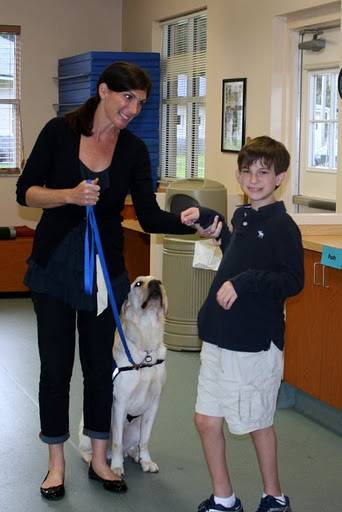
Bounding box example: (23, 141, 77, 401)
(160, 11, 207, 179)
(0, 25, 22, 175)
(307, 69, 338, 171)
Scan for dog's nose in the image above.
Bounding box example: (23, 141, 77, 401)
(141, 280, 163, 309)
(148, 279, 162, 292)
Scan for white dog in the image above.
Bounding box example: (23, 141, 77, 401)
(79, 275, 167, 476)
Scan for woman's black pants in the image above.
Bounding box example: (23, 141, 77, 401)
(31, 286, 128, 444)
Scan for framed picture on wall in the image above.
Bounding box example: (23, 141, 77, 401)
(221, 78, 247, 152)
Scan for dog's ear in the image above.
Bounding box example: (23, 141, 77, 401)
(121, 298, 130, 314)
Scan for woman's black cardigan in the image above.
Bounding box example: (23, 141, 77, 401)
(17, 117, 194, 278)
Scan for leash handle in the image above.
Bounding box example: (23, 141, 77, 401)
(84, 179, 96, 294)
(84, 206, 95, 294)
(84, 189, 135, 366)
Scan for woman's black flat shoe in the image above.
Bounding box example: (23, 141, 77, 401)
(40, 472, 65, 500)
(88, 463, 127, 493)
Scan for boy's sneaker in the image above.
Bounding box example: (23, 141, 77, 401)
(255, 495, 292, 512)
(198, 494, 244, 512)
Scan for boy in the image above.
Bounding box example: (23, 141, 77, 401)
(181, 136, 304, 512)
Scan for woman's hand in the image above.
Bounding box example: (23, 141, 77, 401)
(181, 207, 223, 240)
(25, 178, 100, 209)
(216, 281, 238, 310)
(68, 179, 100, 206)
(180, 207, 200, 226)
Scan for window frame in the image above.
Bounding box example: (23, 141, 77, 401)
(160, 11, 207, 180)
(0, 24, 22, 176)
(306, 67, 339, 174)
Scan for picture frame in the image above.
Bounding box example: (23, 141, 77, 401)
(221, 78, 247, 152)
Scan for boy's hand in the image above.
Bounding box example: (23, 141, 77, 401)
(216, 281, 237, 310)
(198, 215, 222, 240)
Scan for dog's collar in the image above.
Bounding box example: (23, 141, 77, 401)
(112, 359, 165, 381)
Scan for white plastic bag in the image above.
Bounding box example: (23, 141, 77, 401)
(192, 239, 222, 271)
(96, 255, 108, 316)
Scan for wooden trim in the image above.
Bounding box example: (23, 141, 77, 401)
(0, 168, 21, 176)
(300, 224, 342, 236)
(302, 235, 342, 252)
(0, 25, 21, 34)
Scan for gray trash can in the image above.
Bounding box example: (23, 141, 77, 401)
(163, 179, 227, 351)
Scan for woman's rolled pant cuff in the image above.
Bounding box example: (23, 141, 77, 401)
(83, 428, 110, 440)
(39, 431, 70, 444)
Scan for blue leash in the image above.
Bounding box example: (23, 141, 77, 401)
(84, 203, 135, 366)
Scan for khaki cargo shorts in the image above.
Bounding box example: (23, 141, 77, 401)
(196, 341, 284, 435)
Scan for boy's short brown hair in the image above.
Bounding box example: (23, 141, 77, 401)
(237, 136, 290, 176)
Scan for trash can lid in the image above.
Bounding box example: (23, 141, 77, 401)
(166, 178, 226, 192)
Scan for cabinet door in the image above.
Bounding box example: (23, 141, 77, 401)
(285, 249, 342, 409)
(319, 265, 342, 409)
(123, 228, 150, 283)
(0, 238, 32, 292)
(284, 250, 323, 399)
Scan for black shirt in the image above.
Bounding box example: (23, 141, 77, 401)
(16, 117, 194, 278)
(198, 202, 304, 352)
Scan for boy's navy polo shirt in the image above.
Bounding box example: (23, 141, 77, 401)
(198, 201, 304, 352)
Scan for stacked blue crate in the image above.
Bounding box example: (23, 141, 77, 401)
(57, 51, 160, 188)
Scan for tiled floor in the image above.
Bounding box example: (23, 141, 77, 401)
(0, 297, 341, 512)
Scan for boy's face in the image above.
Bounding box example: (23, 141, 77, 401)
(236, 159, 285, 209)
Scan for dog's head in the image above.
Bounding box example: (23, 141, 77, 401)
(118, 276, 167, 352)
(123, 275, 167, 318)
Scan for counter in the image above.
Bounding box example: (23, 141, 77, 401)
(301, 235, 342, 252)
(285, 222, 342, 410)
(299, 222, 342, 253)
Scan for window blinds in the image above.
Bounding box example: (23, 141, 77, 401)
(160, 11, 207, 179)
(0, 25, 22, 175)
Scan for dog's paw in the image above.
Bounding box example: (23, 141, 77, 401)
(140, 460, 159, 473)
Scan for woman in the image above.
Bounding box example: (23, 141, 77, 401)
(16, 61, 195, 500)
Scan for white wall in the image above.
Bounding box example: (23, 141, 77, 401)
(121, 0, 342, 213)
(1, 0, 122, 228)
(2, 0, 341, 229)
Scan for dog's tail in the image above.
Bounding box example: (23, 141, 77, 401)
(79, 415, 92, 463)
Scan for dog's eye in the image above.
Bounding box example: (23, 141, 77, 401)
(134, 281, 142, 287)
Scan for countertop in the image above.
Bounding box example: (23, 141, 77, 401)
(121, 216, 342, 252)
(299, 223, 342, 253)
(302, 235, 342, 252)
(122, 218, 145, 233)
